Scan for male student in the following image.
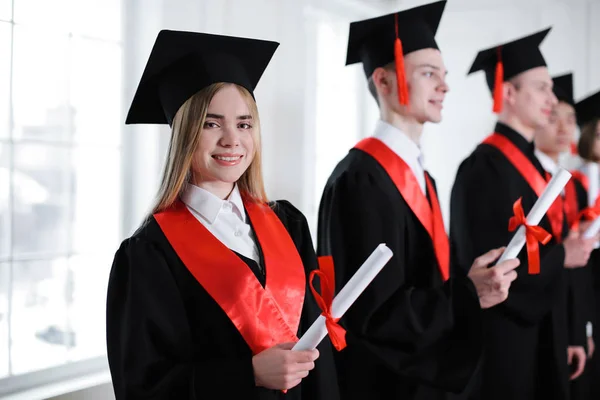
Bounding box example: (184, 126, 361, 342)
(450, 30, 597, 400)
(574, 88, 600, 399)
(534, 73, 595, 400)
(317, 2, 520, 399)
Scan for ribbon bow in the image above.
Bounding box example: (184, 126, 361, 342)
(508, 198, 552, 274)
(572, 196, 600, 231)
(310, 256, 347, 351)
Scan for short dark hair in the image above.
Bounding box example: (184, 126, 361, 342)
(367, 62, 396, 107)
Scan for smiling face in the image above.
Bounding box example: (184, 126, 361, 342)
(373, 48, 449, 124)
(191, 84, 256, 193)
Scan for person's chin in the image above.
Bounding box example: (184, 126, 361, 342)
(425, 111, 442, 124)
(213, 168, 245, 184)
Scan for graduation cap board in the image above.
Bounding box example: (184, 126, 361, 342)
(552, 73, 574, 106)
(346, 0, 446, 107)
(575, 90, 600, 128)
(468, 27, 552, 113)
(126, 30, 279, 126)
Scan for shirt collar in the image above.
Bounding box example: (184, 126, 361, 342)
(181, 183, 245, 225)
(373, 119, 424, 167)
(534, 149, 559, 175)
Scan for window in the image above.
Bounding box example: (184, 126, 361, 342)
(0, 0, 122, 389)
(305, 9, 379, 234)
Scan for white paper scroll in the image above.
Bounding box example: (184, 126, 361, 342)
(292, 244, 393, 351)
(496, 168, 572, 264)
(582, 162, 600, 208)
(580, 163, 600, 246)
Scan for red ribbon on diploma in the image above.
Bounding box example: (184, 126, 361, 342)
(310, 256, 347, 351)
(572, 196, 600, 232)
(508, 198, 552, 274)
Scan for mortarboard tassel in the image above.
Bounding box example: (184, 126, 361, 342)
(493, 46, 504, 113)
(394, 14, 409, 106)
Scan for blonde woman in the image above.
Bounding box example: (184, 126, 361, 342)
(106, 30, 339, 400)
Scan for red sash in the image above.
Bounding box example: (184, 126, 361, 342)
(571, 170, 590, 192)
(354, 137, 450, 281)
(483, 133, 564, 241)
(154, 198, 306, 355)
(564, 179, 579, 228)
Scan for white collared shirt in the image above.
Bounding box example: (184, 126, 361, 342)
(181, 183, 260, 264)
(535, 150, 565, 196)
(535, 149, 560, 175)
(373, 120, 426, 194)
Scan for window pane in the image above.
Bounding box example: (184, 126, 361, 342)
(12, 144, 70, 257)
(66, 254, 110, 362)
(11, 258, 69, 375)
(0, 143, 9, 258)
(0, 22, 10, 139)
(12, 26, 70, 143)
(70, 0, 121, 41)
(13, 0, 70, 33)
(0, 0, 11, 21)
(0, 262, 9, 378)
(72, 147, 121, 253)
(71, 38, 122, 146)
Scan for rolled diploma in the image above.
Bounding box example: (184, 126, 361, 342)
(583, 217, 600, 239)
(292, 243, 393, 351)
(582, 162, 599, 208)
(496, 168, 572, 264)
(581, 163, 600, 246)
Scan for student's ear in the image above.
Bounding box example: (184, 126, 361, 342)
(372, 67, 393, 98)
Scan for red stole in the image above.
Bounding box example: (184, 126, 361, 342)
(154, 198, 306, 355)
(564, 179, 579, 228)
(483, 133, 564, 242)
(354, 137, 450, 281)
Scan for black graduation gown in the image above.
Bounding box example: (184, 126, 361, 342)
(106, 200, 340, 400)
(569, 177, 596, 400)
(317, 148, 484, 400)
(589, 248, 600, 399)
(450, 122, 569, 400)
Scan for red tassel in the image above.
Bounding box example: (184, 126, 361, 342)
(394, 14, 409, 106)
(493, 47, 504, 113)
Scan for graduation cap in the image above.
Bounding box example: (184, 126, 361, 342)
(468, 27, 551, 113)
(346, 0, 446, 106)
(552, 73, 574, 106)
(575, 90, 600, 127)
(126, 30, 279, 126)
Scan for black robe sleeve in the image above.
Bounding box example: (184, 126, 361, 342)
(318, 167, 483, 391)
(450, 150, 565, 325)
(106, 237, 258, 400)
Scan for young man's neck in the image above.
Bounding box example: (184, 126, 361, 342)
(380, 107, 424, 145)
(539, 148, 560, 164)
(497, 112, 536, 142)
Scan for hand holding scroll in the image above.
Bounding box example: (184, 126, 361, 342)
(467, 247, 520, 309)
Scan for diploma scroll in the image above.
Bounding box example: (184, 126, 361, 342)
(292, 244, 393, 351)
(497, 168, 572, 264)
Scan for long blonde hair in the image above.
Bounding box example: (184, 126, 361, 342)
(151, 83, 268, 214)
